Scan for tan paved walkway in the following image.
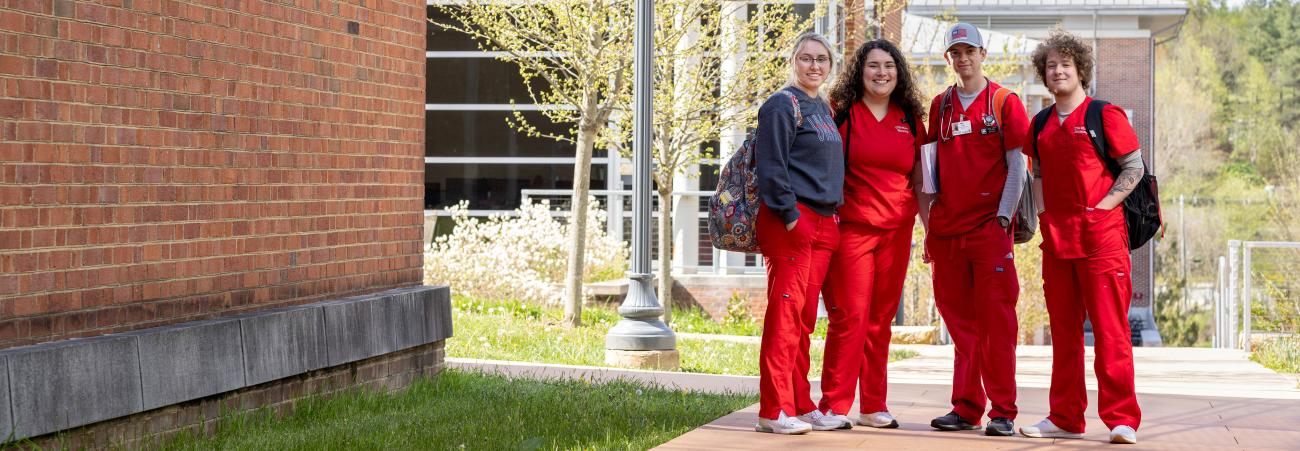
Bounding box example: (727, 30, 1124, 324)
(449, 345, 1300, 449)
(658, 346, 1300, 450)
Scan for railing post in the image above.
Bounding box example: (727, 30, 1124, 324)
(1227, 240, 1240, 349)
(1242, 243, 1253, 352)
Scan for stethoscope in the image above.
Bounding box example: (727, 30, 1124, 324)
(937, 78, 997, 143)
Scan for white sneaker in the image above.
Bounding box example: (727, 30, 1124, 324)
(857, 411, 900, 428)
(1109, 425, 1138, 444)
(1019, 419, 1084, 439)
(755, 411, 813, 435)
(828, 412, 856, 429)
(798, 409, 852, 431)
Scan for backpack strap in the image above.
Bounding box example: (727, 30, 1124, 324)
(843, 103, 852, 169)
(833, 102, 849, 129)
(1030, 104, 1053, 161)
(990, 86, 1013, 152)
(1084, 99, 1122, 176)
(903, 108, 917, 137)
(780, 90, 804, 128)
(991, 87, 1012, 129)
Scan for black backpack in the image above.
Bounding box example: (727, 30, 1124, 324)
(1030, 100, 1162, 250)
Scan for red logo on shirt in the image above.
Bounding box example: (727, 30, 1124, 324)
(895, 125, 911, 134)
(1073, 126, 1088, 135)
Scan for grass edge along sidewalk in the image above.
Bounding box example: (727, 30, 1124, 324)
(154, 369, 757, 450)
(1252, 336, 1300, 387)
(450, 296, 917, 376)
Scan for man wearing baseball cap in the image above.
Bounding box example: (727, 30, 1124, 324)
(919, 22, 1028, 437)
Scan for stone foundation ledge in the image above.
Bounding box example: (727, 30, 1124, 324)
(0, 285, 452, 443)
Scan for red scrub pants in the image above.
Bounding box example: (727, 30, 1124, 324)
(756, 203, 839, 420)
(927, 219, 1020, 423)
(818, 219, 915, 415)
(1042, 246, 1142, 432)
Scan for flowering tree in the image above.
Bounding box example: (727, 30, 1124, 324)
(605, 0, 819, 324)
(432, 1, 633, 327)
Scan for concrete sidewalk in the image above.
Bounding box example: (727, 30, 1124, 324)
(657, 346, 1300, 450)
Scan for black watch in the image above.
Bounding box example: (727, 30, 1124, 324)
(997, 217, 1011, 228)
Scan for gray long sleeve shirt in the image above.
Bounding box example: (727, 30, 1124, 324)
(957, 89, 1024, 221)
(754, 87, 845, 225)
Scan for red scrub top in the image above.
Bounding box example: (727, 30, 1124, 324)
(837, 101, 920, 229)
(1024, 97, 1141, 259)
(925, 80, 1029, 237)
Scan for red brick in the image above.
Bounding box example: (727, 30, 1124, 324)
(0, 0, 425, 349)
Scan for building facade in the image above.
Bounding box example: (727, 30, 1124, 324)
(420, 1, 1186, 335)
(0, 0, 445, 444)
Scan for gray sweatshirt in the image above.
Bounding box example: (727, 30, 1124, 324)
(755, 87, 845, 224)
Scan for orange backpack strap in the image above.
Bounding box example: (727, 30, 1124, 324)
(991, 87, 1012, 128)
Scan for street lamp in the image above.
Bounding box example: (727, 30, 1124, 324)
(604, 0, 679, 370)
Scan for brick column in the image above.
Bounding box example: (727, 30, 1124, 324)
(842, 1, 907, 62)
(1094, 37, 1155, 310)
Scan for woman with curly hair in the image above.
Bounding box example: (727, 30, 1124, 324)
(814, 39, 926, 430)
(1017, 27, 1144, 445)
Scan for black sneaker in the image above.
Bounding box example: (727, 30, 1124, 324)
(930, 411, 980, 431)
(985, 417, 1014, 436)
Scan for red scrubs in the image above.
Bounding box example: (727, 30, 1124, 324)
(819, 102, 919, 416)
(1025, 98, 1142, 433)
(925, 81, 1027, 424)
(756, 202, 839, 420)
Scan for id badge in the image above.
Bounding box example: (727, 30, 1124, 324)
(951, 120, 973, 136)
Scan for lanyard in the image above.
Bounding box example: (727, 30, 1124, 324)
(937, 79, 995, 143)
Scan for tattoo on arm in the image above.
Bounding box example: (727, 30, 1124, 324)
(1107, 168, 1142, 197)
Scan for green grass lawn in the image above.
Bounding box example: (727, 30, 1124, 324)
(1251, 336, 1300, 384)
(450, 296, 916, 377)
(672, 306, 830, 338)
(161, 369, 756, 450)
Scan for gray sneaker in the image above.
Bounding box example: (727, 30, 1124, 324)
(985, 417, 1014, 436)
(798, 409, 852, 431)
(755, 412, 812, 435)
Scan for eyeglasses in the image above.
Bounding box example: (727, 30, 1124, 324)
(797, 55, 831, 65)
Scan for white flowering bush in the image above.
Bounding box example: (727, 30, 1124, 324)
(424, 199, 629, 306)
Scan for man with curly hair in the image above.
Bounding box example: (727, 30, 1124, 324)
(1017, 27, 1144, 445)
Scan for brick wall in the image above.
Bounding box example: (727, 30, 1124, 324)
(1095, 37, 1154, 309)
(0, 0, 428, 348)
(670, 275, 768, 322)
(841, 0, 907, 61)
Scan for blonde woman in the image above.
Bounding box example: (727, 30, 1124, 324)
(753, 32, 847, 435)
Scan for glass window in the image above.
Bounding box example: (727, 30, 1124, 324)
(424, 163, 609, 210)
(427, 6, 479, 51)
(426, 58, 547, 104)
(748, 2, 821, 42)
(426, 111, 580, 158)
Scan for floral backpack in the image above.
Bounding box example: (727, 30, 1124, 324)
(707, 91, 801, 254)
